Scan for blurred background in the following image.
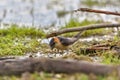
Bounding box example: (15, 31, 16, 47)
(0, 0, 120, 28)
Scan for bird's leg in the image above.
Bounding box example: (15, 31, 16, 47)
(58, 50, 63, 54)
(66, 49, 70, 55)
(64, 47, 73, 55)
(50, 48, 56, 57)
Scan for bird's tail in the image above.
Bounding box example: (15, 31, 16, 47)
(73, 31, 84, 40)
(68, 31, 84, 44)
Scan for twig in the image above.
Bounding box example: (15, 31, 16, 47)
(74, 8, 120, 16)
(46, 23, 120, 38)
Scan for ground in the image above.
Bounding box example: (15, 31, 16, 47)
(0, 19, 120, 80)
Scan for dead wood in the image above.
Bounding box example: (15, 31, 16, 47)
(46, 23, 120, 38)
(80, 47, 109, 55)
(74, 8, 120, 16)
(87, 47, 109, 50)
(92, 43, 110, 47)
(0, 58, 119, 76)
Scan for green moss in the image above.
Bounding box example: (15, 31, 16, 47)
(82, 0, 99, 7)
(82, 29, 112, 37)
(82, 0, 106, 7)
(61, 18, 111, 37)
(0, 24, 45, 38)
(62, 19, 101, 28)
(101, 51, 120, 64)
(57, 11, 69, 17)
(0, 25, 46, 56)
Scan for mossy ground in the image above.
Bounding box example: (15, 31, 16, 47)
(0, 24, 46, 56)
(81, 0, 107, 7)
(0, 20, 119, 79)
(61, 18, 112, 37)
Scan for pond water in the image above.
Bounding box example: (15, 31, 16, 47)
(0, 0, 119, 28)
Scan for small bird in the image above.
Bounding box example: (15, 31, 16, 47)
(49, 31, 83, 50)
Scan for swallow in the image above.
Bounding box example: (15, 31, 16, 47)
(49, 31, 83, 50)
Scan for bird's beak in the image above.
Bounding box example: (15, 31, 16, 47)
(49, 38, 55, 50)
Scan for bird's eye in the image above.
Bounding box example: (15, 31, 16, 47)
(49, 38, 55, 47)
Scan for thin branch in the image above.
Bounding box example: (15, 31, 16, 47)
(46, 23, 120, 38)
(74, 8, 120, 16)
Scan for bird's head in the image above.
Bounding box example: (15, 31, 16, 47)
(49, 37, 60, 50)
(49, 38, 55, 50)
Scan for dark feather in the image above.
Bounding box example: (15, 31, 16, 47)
(57, 37, 77, 46)
(49, 38, 55, 49)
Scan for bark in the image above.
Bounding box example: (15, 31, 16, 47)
(46, 23, 120, 38)
(0, 58, 118, 76)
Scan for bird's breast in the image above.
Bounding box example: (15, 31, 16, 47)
(55, 42, 68, 50)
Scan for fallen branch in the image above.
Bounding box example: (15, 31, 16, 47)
(74, 8, 120, 16)
(80, 47, 109, 55)
(0, 58, 119, 76)
(46, 23, 120, 38)
(92, 43, 110, 47)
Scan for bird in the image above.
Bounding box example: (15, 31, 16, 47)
(49, 31, 83, 50)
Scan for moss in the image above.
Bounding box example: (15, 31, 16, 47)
(57, 11, 69, 17)
(82, 0, 106, 7)
(0, 24, 45, 38)
(61, 18, 111, 37)
(82, 29, 112, 37)
(62, 18, 101, 28)
(0, 25, 46, 56)
(101, 51, 120, 64)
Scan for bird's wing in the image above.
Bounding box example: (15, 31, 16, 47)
(58, 37, 77, 46)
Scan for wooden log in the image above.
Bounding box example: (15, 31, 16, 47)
(0, 58, 118, 76)
(46, 23, 120, 38)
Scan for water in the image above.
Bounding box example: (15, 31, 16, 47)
(0, 0, 119, 28)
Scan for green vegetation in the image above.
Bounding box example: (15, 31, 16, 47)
(62, 18, 100, 28)
(0, 20, 119, 79)
(0, 24, 45, 38)
(0, 72, 119, 80)
(0, 0, 118, 79)
(61, 18, 120, 66)
(81, 0, 106, 7)
(0, 25, 46, 56)
(57, 11, 69, 17)
(101, 51, 120, 64)
(61, 18, 112, 37)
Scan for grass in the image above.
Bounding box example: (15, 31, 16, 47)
(61, 18, 120, 66)
(0, 24, 45, 38)
(61, 18, 112, 37)
(100, 36, 120, 64)
(0, 24, 46, 56)
(0, 22, 119, 79)
(101, 52, 120, 64)
(81, 0, 106, 7)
